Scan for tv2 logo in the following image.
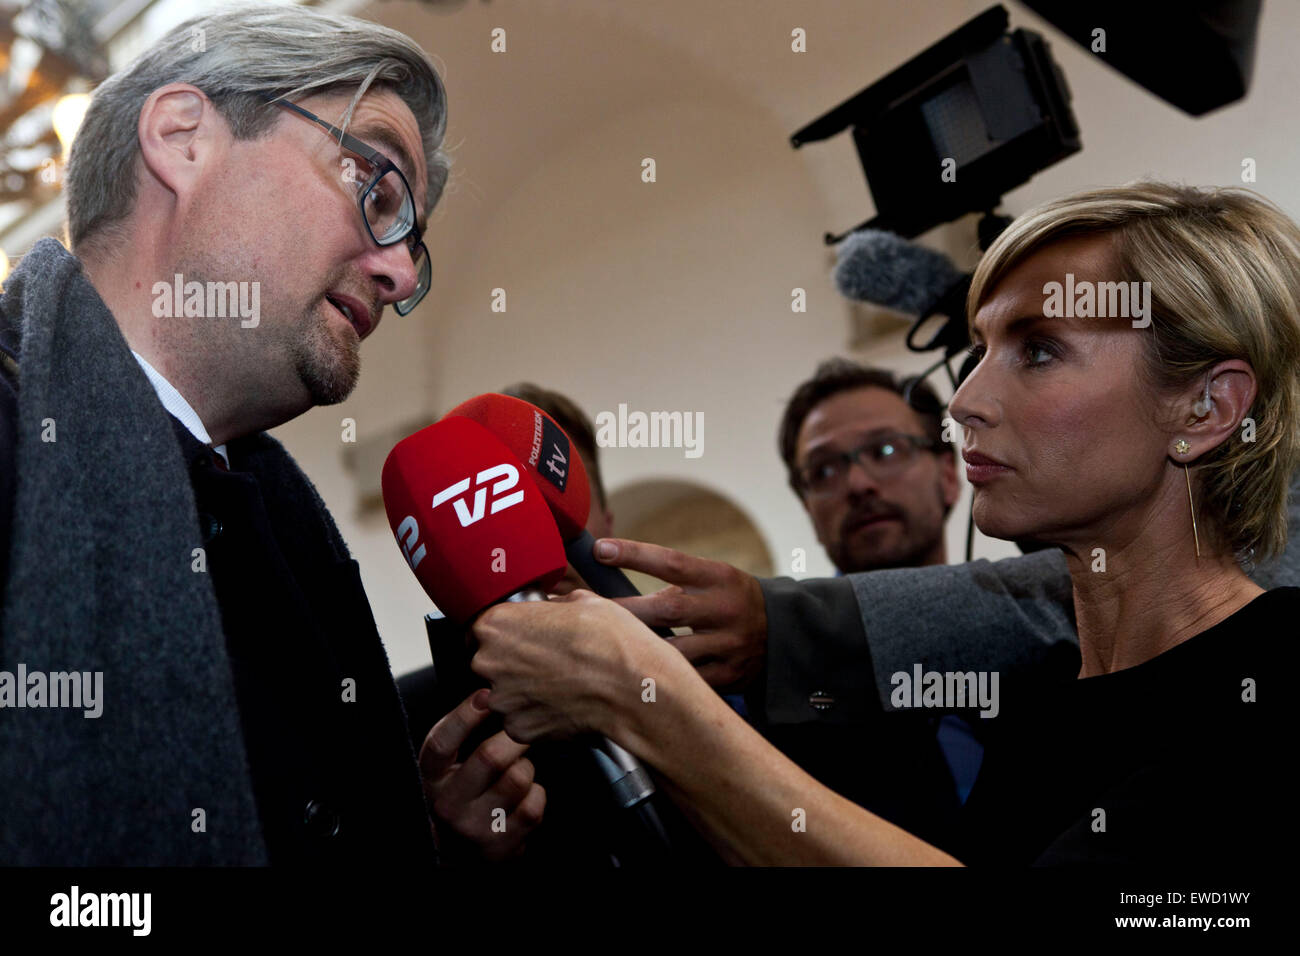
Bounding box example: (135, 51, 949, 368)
(395, 464, 526, 571)
(433, 463, 525, 527)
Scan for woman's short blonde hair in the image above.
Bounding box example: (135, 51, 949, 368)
(968, 182, 1300, 564)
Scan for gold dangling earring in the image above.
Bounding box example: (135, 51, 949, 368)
(1175, 439, 1200, 560)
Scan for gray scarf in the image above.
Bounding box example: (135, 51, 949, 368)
(0, 238, 269, 864)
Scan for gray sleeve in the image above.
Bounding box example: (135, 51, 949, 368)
(752, 466, 1300, 726)
(753, 550, 1076, 725)
(851, 549, 1075, 710)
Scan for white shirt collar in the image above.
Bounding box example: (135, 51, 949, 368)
(131, 351, 229, 468)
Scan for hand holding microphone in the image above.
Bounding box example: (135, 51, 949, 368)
(436, 393, 769, 692)
(417, 687, 545, 862)
(380, 415, 567, 858)
(381, 415, 661, 818)
(470, 588, 681, 744)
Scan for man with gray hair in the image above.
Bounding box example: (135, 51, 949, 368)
(0, 5, 541, 865)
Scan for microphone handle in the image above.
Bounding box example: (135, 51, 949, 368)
(506, 589, 660, 812)
(564, 531, 676, 639)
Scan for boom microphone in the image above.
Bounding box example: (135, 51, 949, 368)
(834, 227, 975, 366)
(445, 393, 675, 630)
(833, 228, 964, 314)
(381, 417, 661, 815)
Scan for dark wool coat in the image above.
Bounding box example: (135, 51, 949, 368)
(0, 238, 435, 866)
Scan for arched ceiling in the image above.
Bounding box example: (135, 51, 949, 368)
(344, 0, 989, 281)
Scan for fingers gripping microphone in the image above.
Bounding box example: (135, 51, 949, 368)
(381, 417, 660, 816)
(444, 394, 673, 634)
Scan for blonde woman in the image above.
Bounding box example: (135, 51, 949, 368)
(472, 182, 1298, 865)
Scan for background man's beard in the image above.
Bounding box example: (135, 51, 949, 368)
(294, 309, 361, 405)
(833, 516, 943, 574)
(835, 533, 934, 574)
(834, 485, 950, 573)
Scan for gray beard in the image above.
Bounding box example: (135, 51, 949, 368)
(292, 304, 361, 405)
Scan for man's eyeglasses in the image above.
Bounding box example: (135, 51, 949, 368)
(798, 432, 944, 496)
(260, 93, 430, 315)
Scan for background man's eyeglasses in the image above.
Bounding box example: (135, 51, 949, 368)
(260, 93, 430, 316)
(799, 432, 943, 496)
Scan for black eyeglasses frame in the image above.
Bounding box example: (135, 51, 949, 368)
(259, 92, 430, 315)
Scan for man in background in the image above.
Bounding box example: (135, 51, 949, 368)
(780, 358, 959, 575)
(766, 358, 977, 846)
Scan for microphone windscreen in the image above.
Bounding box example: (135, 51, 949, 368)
(833, 228, 963, 315)
(444, 393, 591, 542)
(382, 416, 565, 622)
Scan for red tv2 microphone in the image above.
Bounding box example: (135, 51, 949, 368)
(381, 416, 658, 813)
(382, 415, 565, 619)
(445, 393, 673, 636)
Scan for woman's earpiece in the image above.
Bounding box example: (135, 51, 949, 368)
(1192, 378, 1213, 418)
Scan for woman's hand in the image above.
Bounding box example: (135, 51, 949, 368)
(471, 589, 961, 865)
(470, 589, 682, 744)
